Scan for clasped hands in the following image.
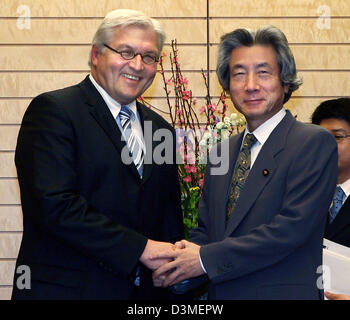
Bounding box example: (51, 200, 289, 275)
(139, 239, 204, 288)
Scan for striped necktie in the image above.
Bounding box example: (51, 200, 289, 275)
(329, 186, 345, 223)
(226, 133, 257, 220)
(118, 106, 144, 177)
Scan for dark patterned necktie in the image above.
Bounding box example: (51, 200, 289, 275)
(118, 106, 144, 177)
(226, 133, 257, 220)
(329, 186, 345, 223)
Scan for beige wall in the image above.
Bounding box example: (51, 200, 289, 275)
(0, 0, 349, 299)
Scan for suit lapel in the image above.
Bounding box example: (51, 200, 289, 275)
(79, 76, 140, 179)
(224, 111, 295, 236)
(325, 196, 350, 239)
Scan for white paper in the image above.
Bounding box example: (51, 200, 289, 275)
(322, 238, 350, 296)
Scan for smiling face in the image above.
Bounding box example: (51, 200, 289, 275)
(228, 45, 289, 131)
(91, 25, 159, 106)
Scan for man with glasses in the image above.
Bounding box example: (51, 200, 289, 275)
(311, 98, 350, 300)
(12, 9, 184, 300)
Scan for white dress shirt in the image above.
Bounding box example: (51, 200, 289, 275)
(88, 74, 146, 162)
(337, 178, 350, 205)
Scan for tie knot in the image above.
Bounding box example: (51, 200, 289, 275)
(119, 106, 133, 120)
(243, 133, 257, 149)
(334, 186, 345, 203)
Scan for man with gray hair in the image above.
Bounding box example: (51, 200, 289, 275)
(153, 26, 337, 299)
(12, 9, 184, 300)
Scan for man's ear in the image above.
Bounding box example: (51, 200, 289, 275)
(91, 45, 100, 66)
(283, 84, 290, 94)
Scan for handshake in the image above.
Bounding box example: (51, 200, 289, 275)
(139, 239, 206, 289)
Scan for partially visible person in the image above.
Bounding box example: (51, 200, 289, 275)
(312, 97, 350, 300)
(152, 25, 338, 300)
(12, 9, 184, 300)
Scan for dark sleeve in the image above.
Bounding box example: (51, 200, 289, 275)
(15, 93, 147, 276)
(161, 126, 184, 243)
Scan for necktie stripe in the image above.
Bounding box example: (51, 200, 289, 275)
(118, 106, 144, 177)
(226, 133, 257, 221)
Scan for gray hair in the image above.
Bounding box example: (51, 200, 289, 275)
(88, 9, 165, 67)
(216, 25, 302, 103)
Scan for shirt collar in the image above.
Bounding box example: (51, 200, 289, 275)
(89, 74, 137, 121)
(339, 179, 350, 199)
(244, 107, 287, 146)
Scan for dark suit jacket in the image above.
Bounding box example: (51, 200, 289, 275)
(325, 196, 350, 247)
(12, 76, 184, 300)
(190, 110, 338, 300)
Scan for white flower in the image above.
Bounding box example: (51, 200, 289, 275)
(216, 121, 225, 130)
(202, 131, 212, 141)
(230, 113, 238, 120)
(224, 117, 231, 127)
(221, 129, 230, 141)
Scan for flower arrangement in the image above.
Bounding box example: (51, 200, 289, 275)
(140, 40, 245, 238)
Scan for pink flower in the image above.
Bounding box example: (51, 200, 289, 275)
(211, 104, 218, 111)
(184, 165, 197, 174)
(199, 178, 204, 187)
(199, 106, 206, 114)
(184, 176, 192, 183)
(181, 77, 189, 85)
(182, 90, 191, 100)
(193, 98, 197, 105)
(176, 109, 183, 115)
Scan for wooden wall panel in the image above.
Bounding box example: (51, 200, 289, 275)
(209, 0, 350, 17)
(0, 234, 21, 258)
(0, 207, 22, 231)
(0, 288, 12, 300)
(209, 19, 350, 44)
(0, 153, 16, 177)
(0, 127, 19, 151)
(0, 73, 85, 98)
(0, 179, 20, 205)
(0, 261, 16, 285)
(0, 100, 28, 124)
(0, 19, 207, 44)
(1, 0, 207, 17)
(285, 98, 330, 123)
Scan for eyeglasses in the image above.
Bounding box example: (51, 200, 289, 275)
(333, 133, 350, 142)
(103, 44, 159, 65)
